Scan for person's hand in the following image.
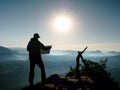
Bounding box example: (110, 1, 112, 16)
(46, 45, 52, 50)
(49, 45, 52, 49)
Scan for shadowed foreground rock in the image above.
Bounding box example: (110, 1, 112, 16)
(22, 74, 94, 90)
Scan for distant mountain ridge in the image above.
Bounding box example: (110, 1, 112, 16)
(0, 46, 14, 54)
(87, 50, 103, 54)
(0, 46, 120, 56)
(50, 50, 120, 57)
(108, 51, 120, 55)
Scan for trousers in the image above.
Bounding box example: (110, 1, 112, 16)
(29, 53, 46, 84)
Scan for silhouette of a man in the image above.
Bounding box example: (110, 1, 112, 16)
(27, 33, 51, 86)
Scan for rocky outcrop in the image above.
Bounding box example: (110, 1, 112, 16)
(23, 74, 94, 90)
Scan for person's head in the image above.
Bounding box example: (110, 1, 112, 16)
(33, 33, 40, 39)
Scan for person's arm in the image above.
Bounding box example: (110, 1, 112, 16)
(27, 41, 31, 52)
(39, 41, 49, 50)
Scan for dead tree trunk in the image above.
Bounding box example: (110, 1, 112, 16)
(75, 47, 87, 79)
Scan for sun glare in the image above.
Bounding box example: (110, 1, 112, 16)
(53, 15, 72, 33)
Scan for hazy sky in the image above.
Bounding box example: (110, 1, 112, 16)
(0, 0, 120, 51)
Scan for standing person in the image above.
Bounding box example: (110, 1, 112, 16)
(27, 33, 51, 86)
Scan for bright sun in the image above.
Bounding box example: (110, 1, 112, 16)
(53, 15, 72, 33)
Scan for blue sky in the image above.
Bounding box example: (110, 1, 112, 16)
(0, 0, 120, 51)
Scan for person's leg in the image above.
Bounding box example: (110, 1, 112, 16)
(29, 56, 35, 86)
(36, 58, 46, 84)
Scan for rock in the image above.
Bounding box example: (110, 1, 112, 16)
(44, 84, 55, 89)
(80, 76, 94, 84)
(67, 78, 79, 84)
(46, 74, 60, 85)
(22, 74, 94, 90)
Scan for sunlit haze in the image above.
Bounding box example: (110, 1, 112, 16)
(53, 14, 72, 33)
(0, 0, 120, 51)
